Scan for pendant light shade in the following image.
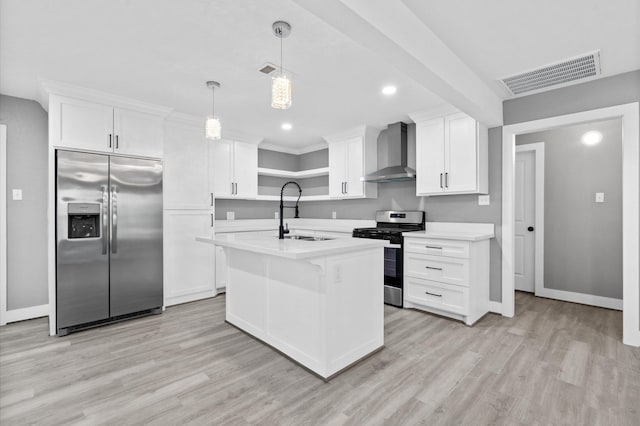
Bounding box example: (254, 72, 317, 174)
(271, 21, 292, 110)
(205, 116, 221, 140)
(205, 81, 221, 140)
(271, 74, 292, 110)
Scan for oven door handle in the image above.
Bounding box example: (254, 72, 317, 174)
(386, 243, 402, 249)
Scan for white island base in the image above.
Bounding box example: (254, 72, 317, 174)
(202, 234, 385, 380)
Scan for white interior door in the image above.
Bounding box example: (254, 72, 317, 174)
(515, 150, 536, 292)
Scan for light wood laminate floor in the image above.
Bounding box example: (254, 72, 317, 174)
(1, 292, 639, 425)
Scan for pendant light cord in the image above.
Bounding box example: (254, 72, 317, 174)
(211, 86, 215, 116)
(280, 32, 283, 75)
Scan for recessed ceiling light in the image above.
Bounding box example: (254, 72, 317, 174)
(281, 122, 292, 130)
(381, 85, 397, 95)
(581, 130, 602, 146)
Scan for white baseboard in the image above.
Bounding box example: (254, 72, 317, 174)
(3, 304, 50, 324)
(623, 329, 640, 347)
(536, 288, 622, 310)
(164, 289, 218, 307)
(488, 301, 502, 314)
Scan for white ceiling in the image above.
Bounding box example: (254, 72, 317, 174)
(401, 0, 640, 96)
(1, 0, 638, 150)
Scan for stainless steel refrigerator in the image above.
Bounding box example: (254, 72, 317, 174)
(56, 150, 163, 335)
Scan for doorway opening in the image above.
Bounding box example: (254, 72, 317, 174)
(502, 102, 639, 347)
(514, 119, 624, 311)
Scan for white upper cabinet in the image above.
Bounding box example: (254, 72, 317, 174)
(164, 120, 214, 209)
(50, 96, 114, 152)
(411, 110, 488, 196)
(326, 126, 378, 199)
(49, 94, 167, 158)
(113, 108, 164, 158)
(213, 139, 258, 199)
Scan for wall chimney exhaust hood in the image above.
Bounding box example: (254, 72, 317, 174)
(362, 122, 416, 183)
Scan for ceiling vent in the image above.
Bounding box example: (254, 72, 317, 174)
(499, 51, 601, 96)
(258, 62, 297, 79)
(258, 63, 278, 75)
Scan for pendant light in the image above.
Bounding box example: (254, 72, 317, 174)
(271, 21, 292, 110)
(205, 81, 221, 140)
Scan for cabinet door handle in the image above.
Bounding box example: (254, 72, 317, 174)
(345, 181, 348, 194)
(211, 213, 214, 227)
(234, 183, 238, 195)
(439, 173, 443, 189)
(445, 172, 448, 188)
(115, 135, 119, 149)
(425, 245, 443, 250)
(108, 134, 112, 148)
(231, 182, 234, 195)
(210, 192, 214, 206)
(425, 266, 443, 271)
(425, 291, 442, 297)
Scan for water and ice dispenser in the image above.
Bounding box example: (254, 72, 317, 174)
(67, 203, 100, 239)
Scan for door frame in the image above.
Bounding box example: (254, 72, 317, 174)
(502, 102, 639, 347)
(0, 125, 7, 325)
(515, 142, 545, 296)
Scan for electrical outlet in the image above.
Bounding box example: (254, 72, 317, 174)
(595, 192, 605, 203)
(12, 189, 22, 201)
(226, 211, 235, 220)
(275, 212, 279, 219)
(478, 195, 490, 206)
(332, 211, 337, 219)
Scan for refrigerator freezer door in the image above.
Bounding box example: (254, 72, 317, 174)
(109, 156, 163, 316)
(56, 151, 110, 330)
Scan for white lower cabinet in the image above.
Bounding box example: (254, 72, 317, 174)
(164, 210, 216, 306)
(215, 245, 227, 292)
(403, 236, 490, 325)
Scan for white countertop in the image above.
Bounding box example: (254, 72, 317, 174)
(403, 222, 495, 241)
(197, 231, 388, 260)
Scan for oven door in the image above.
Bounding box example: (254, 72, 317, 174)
(384, 244, 403, 307)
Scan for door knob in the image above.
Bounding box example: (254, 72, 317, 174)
(527, 226, 534, 232)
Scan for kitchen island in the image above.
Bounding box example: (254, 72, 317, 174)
(197, 232, 388, 380)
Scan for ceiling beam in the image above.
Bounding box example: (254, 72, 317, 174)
(293, 0, 503, 126)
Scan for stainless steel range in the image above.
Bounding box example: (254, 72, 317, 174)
(352, 210, 425, 307)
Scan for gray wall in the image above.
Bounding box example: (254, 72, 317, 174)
(217, 127, 504, 301)
(0, 95, 49, 310)
(517, 119, 622, 299)
(504, 69, 639, 330)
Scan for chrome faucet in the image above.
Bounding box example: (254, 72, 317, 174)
(279, 181, 302, 239)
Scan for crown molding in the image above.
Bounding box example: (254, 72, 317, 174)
(323, 124, 382, 145)
(259, 141, 328, 155)
(38, 79, 173, 116)
(408, 104, 461, 123)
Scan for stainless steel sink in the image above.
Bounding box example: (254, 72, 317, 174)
(282, 235, 334, 241)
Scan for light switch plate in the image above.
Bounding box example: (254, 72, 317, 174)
(275, 212, 279, 219)
(595, 192, 605, 203)
(226, 211, 235, 220)
(12, 189, 22, 201)
(478, 195, 490, 206)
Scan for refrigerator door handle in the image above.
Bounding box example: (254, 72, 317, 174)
(101, 185, 109, 255)
(111, 185, 118, 254)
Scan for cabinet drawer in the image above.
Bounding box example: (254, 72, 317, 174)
(404, 253, 469, 286)
(403, 238, 469, 258)
(405, 277, 468, 315)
